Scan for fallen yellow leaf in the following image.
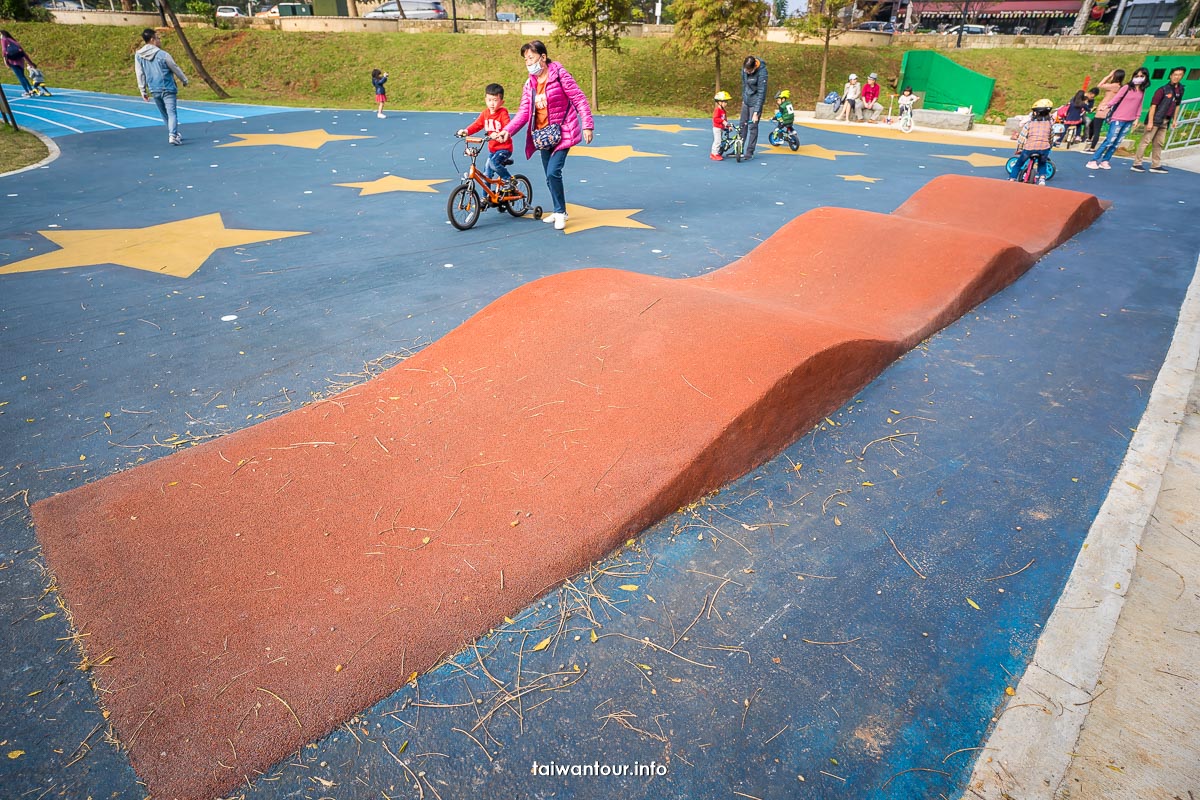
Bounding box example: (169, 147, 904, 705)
(861, 481, 874, 487)
(504, 616, 515, 625)
(1005, 686, 1015, 696)
(834, 516, 842, 526)
(966, 598, 981, 610)
(36, 612, 56, 621)
(8, 750, 25, 759)
(618, 584, 639, 591)
(531, 636, 551, 652)
(589, 629, 598, 643)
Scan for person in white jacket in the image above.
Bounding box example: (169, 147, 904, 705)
(835, 73, 861, 122)
(134, 28, 189, 145)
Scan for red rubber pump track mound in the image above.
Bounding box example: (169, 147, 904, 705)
(34, 176, 1104, 799)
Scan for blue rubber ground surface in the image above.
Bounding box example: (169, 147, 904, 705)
(1, 98, 1197, 799)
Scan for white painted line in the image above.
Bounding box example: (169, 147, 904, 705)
(10, 111, 83, 134)
(968, 250, 1200, 798)
(176, 105, 244, 119)
(19, 107, 124, 129)
(31, 99, 162, 122)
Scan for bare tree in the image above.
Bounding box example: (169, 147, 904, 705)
(158, 0, 230, 99)
(485, 0, 497, 20)
(1070, 0, 1095, 34)
(1171, 0, 1200, 35)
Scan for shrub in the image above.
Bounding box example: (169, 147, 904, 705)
(0, 0, 34, 21)
(186, 0, 215, 16)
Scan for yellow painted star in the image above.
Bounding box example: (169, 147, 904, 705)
(631, 123, 703, 134)
(570, 145, 668, 163)
(336, 175, 449, 195)
(837, 174, 881, 183)
(218, 129, 373, 150)
(561, 203, 653, 235)
(0, 214, 308, 279)
(761, 144, 865, 161)
(933, 153, 1011, 168)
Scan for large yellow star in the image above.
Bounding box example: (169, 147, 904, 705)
(218, 129, 373, 150)
(631, 123, 702, 134)
(570, 145, 668, 163)
(837, 174, 881, 183)
(933, 153, 1011, 168)
(761, 144, 865, 161)
(561, 203, 653, 235)
(0, 214, 308, 279)
(336, 175, 449, 195)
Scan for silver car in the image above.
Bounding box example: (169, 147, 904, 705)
(364, 0, 448, 19)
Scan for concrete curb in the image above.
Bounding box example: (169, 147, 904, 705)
(964, 251, 1200, 799)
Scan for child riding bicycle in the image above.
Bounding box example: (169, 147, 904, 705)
(1010, 98, 1055, 185)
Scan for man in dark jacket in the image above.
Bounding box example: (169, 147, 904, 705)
(738, 55, 768, 161)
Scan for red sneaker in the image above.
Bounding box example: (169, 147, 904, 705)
(710, 153, 723, 161)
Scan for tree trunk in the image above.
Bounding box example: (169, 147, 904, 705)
(1070, 0, 1094, 34)
(159, 0, 230, 99)
(715, 46, 721, 94)
(485, 0, 496, 21)
(121, 0, 133, 10)
(348, 0, 359, 17)
(591, 32, 599, 112)
(1170, 0, 1200, 35)
(819, 27, 830, 98)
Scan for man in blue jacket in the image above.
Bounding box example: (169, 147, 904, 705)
(135, 28, 190, 146)
(738, 55, 768, 161)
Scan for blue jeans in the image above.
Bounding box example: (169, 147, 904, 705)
(1010, 148, 1049, 180)
(485, 149, 513, 182)
(540, 146, 569, 215)
(9, 64, 33, 94)
(151, 91, 179, 140)
(1095, 119, 1132, 164)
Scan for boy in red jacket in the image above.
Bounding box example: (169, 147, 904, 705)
(458, 83, 515, 188)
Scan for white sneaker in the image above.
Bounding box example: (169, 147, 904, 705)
(1099, 162, 1111, 170)
(1085, 161, 1099, 170)
(1037, 176, 1046, 186)
(543, 212, 567, 224)
(377, 112, 386, 119)
(553, 212, 567, 230)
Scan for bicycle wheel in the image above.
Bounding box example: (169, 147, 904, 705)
(505, 175, 533, 218)
(1044, 159, 1056, 181)
(447, 185, 481, 231)
(788, 134, 799, 152)
(1005, 156, 1018, 177)
(768, 128, 783, 147)
(899, 114, 913, 133)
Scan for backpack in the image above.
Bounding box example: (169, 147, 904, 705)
(5, 41, 25, 62)
(823, 91, 840, 106)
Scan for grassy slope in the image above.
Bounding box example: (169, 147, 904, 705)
(0, 125, 49, 170)
(0, 23, 1136, 123)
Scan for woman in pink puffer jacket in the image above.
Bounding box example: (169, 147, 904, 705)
(498, 40, 594, 231)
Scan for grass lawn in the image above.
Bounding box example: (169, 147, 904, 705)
(0, 125, 49, 172)
(0, 22, 1143, 124)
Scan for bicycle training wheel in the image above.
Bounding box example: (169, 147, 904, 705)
(505, 175, 533, 218)
(447, 185, 481, 231)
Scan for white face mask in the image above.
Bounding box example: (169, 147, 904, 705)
(527, 61, 543, 76)
(1132, 77, 1145, 85)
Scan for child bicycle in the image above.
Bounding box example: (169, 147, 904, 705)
(446, 134, 540, 231)
(1007, 152, 1057, 184)
(896, 102, 914, 133)
(718, 124, 745, 161)
(767, 120, 800, 151)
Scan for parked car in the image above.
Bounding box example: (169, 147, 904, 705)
(942, 24, 997, 35)
(31, 0, 89, 9)
(495, 11, 518, 22)
(255, 2, 310, 15)
(363, 0, 448, 19)
(216, 5, 244, 16)
(855, 21, 895, 33)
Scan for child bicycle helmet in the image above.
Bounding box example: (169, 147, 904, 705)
(775, 90, 790, 99)
(714, 91, 732, 101)
(1031, 98, 1054, 115)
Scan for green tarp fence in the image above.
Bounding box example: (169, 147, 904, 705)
(898, 51, 994, 120)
